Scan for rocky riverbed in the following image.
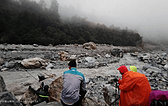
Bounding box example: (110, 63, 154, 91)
(0, 43, 168, 106)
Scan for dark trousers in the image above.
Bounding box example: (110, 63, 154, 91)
(61, 90, 86, 106)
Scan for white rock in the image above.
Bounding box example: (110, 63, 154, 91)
(164, 64, 168, 70)
(46, 63, 54, 71)
(85, 57, 96, 63)
(70, 55, 77, 60)
(105, 54, 111, 58)
(21, 57, 47, 69)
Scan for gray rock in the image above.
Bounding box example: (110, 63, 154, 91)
(0, 57, 4, 66)
(105, 54, 111, 58)
(163, 64, 168, 71)
(33, 101, 46, 106)
(45, 102, 62, 106)
(46, 63, 54, 71)
(4, 61, 16, 68)
(130, 53, 138, 57)
(0, 91, 22, 106)
(0, 75, 7, 92)
(33, 44, 39, 47)
(111, 48, 123, 57)
(85, 57, 96, 63)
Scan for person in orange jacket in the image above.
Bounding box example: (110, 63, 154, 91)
(117, 65, 151, 106)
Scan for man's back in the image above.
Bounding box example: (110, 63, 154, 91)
(61, 68, 85, 104)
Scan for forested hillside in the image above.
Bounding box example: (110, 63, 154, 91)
(0, 0, 142, 46)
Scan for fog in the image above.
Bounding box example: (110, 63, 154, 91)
(35, 0, 168, 42)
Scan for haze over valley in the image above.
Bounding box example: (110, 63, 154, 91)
(34, 0, 168, 45)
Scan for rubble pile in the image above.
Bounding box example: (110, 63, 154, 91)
(131, 52, 168, 71)
(130, 52, 168, 90)
(84, 75, 120, 106)
(0, 43, 126, 71)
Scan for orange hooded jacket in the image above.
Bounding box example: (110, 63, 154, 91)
(118, 65, 151, 106)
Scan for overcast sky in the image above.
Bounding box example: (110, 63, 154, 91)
(35, 0, 168, 40)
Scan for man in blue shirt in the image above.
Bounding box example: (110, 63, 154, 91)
(61, 60, 86, 106)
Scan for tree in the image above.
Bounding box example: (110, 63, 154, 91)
(50, 0, 58, 13)
(39, 0, 46, 9)
(0, 0, 143, 46)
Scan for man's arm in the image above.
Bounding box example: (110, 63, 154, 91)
(119, 77, 137, 91)
(80, 80, 86, 91)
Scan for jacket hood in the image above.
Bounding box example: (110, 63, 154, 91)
(130, 66, 137, 72)
(117, 65, 128, 74)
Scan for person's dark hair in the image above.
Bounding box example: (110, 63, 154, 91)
(68, 60, 76, 67)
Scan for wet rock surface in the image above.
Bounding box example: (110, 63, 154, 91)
(0, 43, 168, 106)
(0, 75, 7, 92)
(0, 75, 22, 106)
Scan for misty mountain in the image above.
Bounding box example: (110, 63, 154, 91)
(0, 0, 142, 46)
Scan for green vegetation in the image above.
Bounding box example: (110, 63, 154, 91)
(0, 0, 142, 46)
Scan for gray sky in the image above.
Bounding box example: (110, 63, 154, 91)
(35, 0, 168, 40)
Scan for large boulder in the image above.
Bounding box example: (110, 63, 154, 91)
(0, 91, 23, 106)
(0, 75, 22, 106)
(83, 42, 97, 50)
(48, 76, 63, 102)
(111, 48, 123, 58)
(21, 57, 47, 69)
